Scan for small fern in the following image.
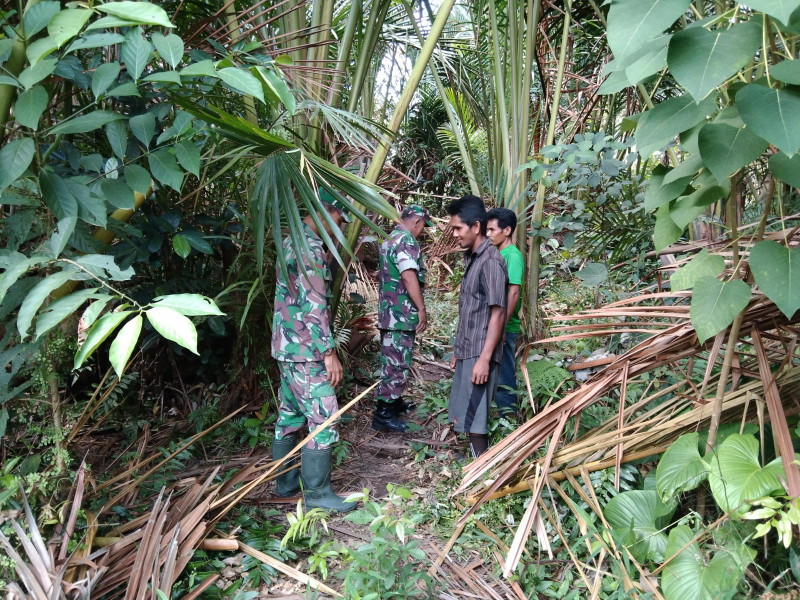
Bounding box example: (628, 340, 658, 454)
(525, 359, 572, 401)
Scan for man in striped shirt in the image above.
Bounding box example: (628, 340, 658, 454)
(446, 195, 508, 458)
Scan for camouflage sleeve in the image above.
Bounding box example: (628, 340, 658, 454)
(302, 242, 335, 353)
(395, 238, 420, 273)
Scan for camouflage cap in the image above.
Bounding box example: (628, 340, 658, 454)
(318, 188, 353, 223)
(401, 204, 433, 226)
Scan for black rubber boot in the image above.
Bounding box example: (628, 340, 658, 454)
(272, 434, 300, 497)
(301, 448, 356, 513)
(372, 400, 407, 432)
(391, 397, 415, 416)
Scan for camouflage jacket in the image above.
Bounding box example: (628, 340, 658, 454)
(378, 225, 425, 331)
(271, 222, 334, 362)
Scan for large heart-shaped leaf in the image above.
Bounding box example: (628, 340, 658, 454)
(668, 21, 761, 103)
(707, 434, 786, 516)
(697, 123, 768, 183)
(768, 151, 800, 188)
(737, 83, 800, 156)
(669, 185, 727, 229)
(750, 240, 800, 318)
(744, 0, 800, 24)
(644, 164, 693, 211)
(661, 525, 754, 600)
(606, 0, 691, 64)
(604, 490, 676, 562)
(636, 95, 717, 156)
(625, 35, 670, 84)
(654, 203, 683, 252)
(689, 276, 751, 344)
(771, 58, 800, 85)
(656, 433, 708, 502)
(670, 249, 725, 291)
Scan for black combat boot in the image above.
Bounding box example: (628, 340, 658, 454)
(371, 400, 407, 432)
(390, 397, 415, 416)
(272, 434, 300, 497)
(301, 448, 356, 513)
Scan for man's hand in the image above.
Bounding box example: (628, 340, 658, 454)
(324, 351, 343, 387)
(449, 353, 457, 370)
(416, 308, 428, 333)
(471, 356, 490, 385)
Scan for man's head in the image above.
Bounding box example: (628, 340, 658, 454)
(446, 195, 486, 251)
(486, 207, 517, 248)
(401, 205, 433, 239)
(318, 188, 352, 234)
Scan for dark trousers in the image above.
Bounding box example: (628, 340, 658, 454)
(495, 331, 518, 413)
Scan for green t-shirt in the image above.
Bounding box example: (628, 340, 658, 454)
(500, 244, 524, 333)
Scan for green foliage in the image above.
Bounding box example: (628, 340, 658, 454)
(281, 501, 330, 549)
(744, 496, 800, 548)
(688, 277, 751, 344)
(603, 489, 675, 562)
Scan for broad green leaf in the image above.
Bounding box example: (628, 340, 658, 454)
(74, 310, 132, 368)
(606, 0, 691, 64)
(67, 32, 125, 51)
(707, 434, 787, 516)
(49, 216, 76, 257)
(689, 276, 751, 344)
(14, 86, 48, 129)
(50, 110, 122, 135)
(146, 306, 198, 354)
(667, 21, 761, 103)
(697, 123, 767, 183)
(624, 35, 670, 84)
(656, 432, 708, 501)
(129, 112, 155, 147)
(598, 69, 631, 95)
(74, 254, 135, 281)
(217, 67, 265, 103)
(18, 58, 57, 89)
(257, 66, 295, 114)
(744, 0, 800, 24)
(81, 297, 112, 330)
(143, 71, 182, 84)
(92, 61, 120, 98)
(737, 83, 800, 156)
(17, 269, 77, 338)
(152, 32, 183, 68)
(661, 525, 753, 600)
(175, 140, 200, 177)
(180, 60, 217, 77)
(0, 139, 35, 192)
(150, 293, 224, 316)
(85, 15, 140, 31)
(107, 82, 139, 97)
(750, 240, 800, 318)
(35, 289, 98, 340)
(768, 151, 800, 187)
(68, 180, 107, 227)
(148, 149, 183, 191)
(644, 164, 692, 211)
(108, 314, 142, 376)
(172, 234, 190, 258)
(124, 164, 151, 194)
(636, 94, 716, 156)
(100, 178, 135, 209)
(669, 185, 727, 229)
(39, 170, 77, 219)
(771, 59, 800, 84)
(604, 490, 674, 562)
(576, 262, 608, 286)
(0, 254, 45, 304)
(670, 249, 725, 291)
(25, 37, 59, 66)
(47, 8, 92, 46)
(23, 1, 60, 37)
(121, 29, 152, 81)
(182, 230, 212, 254)
(105, 120, 128, 160)
(96, 1, 173, 27)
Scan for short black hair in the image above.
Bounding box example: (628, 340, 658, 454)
(486, 207, 517, 235)
(446, 195, 486, 235)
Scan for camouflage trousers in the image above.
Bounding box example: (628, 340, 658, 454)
(376, 329, 415, 402)
(275, 360, 339, 450)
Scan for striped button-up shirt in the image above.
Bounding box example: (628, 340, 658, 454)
(454, 238, 508, 362)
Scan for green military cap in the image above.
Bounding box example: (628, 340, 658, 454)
(318, 188, 353, 223)
(401, 204, 434, 226)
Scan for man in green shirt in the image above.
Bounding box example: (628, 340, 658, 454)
(486, 208, 523, 415)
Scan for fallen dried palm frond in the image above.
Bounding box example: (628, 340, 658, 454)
(455, 283, 800, 575)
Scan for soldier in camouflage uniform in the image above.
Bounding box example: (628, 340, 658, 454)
(372, 205, 434, 432)
(271, 193, 355, 513)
